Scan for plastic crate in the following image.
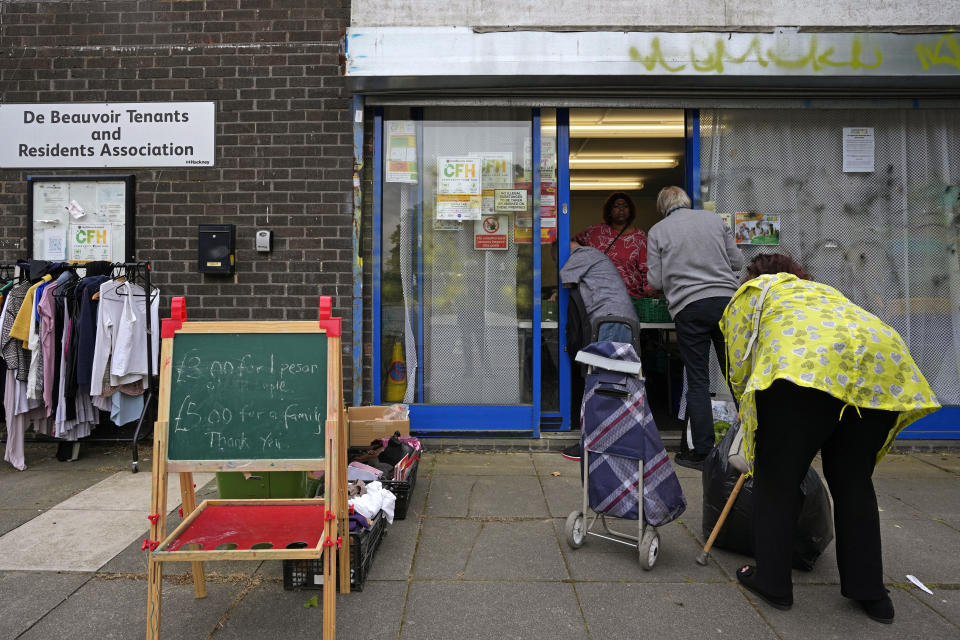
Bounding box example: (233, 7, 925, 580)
(346, 447, 420, 521)
(282, 510, 386, 592)
(381, 459, 418, 520)
(633, 297, 672, 323)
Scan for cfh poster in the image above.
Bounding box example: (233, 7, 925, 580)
(436, 156, 482, 220)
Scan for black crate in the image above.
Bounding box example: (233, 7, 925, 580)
(381, 459, 418, 520)
(346, 446, 420, 521)
(282, 510, 386, 592)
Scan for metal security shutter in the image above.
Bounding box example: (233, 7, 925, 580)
(699, 108, 960, 405)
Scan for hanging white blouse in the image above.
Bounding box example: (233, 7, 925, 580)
(89, 280, 160, 396)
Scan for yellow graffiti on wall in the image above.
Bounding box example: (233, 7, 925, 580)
(629, 36, 884, 74)
(915, 34, 960, 71)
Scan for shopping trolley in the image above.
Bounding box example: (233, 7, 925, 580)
(565, 340, 686, 570)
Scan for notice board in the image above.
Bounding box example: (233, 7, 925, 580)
(166, 330, 329, 463)
(28, 174, 135, 263)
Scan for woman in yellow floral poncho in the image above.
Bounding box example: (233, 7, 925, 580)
(720, 254, 939, 624)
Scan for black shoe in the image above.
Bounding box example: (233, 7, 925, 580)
(674, 450, 707, 471)
(858, 590, 894, 624)
(736, 565, 793, 611)
(561, 443, 581, 461)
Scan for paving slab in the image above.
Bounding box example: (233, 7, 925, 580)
(0, 472, 214, 572)
(880, 514, 960, 586)
(531, 451, 575, 477)
(431, 451, 536, 476)
(0, 571, 91, 639)
(911, 451, 960, 474)
(578, 581, 778, 639)
(412, 517, 482, 579)
(365, 511, 420, 582)
(0, 509, 42, 537)
(915, 584, 960, 626)
(538, 467, 582, 518)
(463, 519, 568, 580)
(426, 474, 550, 518)
(17, 575, 240, 640)
(875, 452, 959, 478)
(402, 581, 587, 640)
(556, 518, 724, 583)
(0, 469, 115, 510)
(768, 584, 960, 640)
(876, 476, 960, 528)
(424, 475, 478, 517)
(215, 579, 407, 640)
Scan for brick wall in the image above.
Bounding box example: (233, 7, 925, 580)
(0, 0, 357, 385)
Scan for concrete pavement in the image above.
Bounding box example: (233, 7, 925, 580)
(1, 441, 958, 639)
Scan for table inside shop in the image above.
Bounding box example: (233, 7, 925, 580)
(639, 323, 678, 427)
(518, 320, 560, 407)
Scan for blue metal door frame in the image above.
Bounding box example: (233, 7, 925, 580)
(372, 107, 550, 436)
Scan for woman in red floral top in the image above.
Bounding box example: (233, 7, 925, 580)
(573, 192, 653, 298)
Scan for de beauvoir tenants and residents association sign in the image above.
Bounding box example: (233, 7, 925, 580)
(0, 102, 215, 168)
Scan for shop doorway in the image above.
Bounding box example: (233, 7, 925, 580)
(567, 108, 690, 433)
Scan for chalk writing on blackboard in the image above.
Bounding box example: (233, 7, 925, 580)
(167, 333, 328, 461)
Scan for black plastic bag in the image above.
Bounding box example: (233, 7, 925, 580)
(702, 424, 834, 571)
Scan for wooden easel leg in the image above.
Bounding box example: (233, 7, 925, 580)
(179, 471, 207, 598)
(323, 545, 336, 640)
(337, 405, 350, 593)
(146, 556, 163, 640)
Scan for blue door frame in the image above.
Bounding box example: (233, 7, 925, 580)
(372, 108, 555, 435)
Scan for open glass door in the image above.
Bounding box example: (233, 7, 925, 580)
(375, 107, 563, 434)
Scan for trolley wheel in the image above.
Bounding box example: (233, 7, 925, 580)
(639, 528, 660, 571)
(565, 511, 586, 549)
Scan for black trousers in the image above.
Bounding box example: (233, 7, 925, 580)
(674, 296, 730, 454)
(753, 380, 896, 600)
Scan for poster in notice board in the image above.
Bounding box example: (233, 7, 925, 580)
(28, 175, 135, 263)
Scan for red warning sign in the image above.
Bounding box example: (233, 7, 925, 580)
(474, 215, 508, 250)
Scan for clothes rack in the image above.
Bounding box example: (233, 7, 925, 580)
(0, 261, 157, 472)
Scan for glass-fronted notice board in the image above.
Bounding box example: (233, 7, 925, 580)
(28, 174, 135, 263)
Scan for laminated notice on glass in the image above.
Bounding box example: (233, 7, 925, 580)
(386, 121, 418, 184)
(28, 175, 135, 263)
(842, 127, 875, 173)
(474, 215, 509, 250)
(436, 156, 482, 220)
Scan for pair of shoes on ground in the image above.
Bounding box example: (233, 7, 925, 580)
(560, 443, 581, 461)
(736, 565, 895, 623)
(674, 449, 707, 471)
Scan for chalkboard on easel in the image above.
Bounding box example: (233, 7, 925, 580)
(166, 330, 328, 462)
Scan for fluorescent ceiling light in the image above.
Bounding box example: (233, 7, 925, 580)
(569, 123, 684, 137)
(570, 179, 644, 191)
(569, 157, 678, 169)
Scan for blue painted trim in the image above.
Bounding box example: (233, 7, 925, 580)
(414, 108, 425, 402)
(352, 94, 365, 408)
(556, 109, 571, 431)
(410, 404, 535, 431)
(532, 109, 542, 437)
(371, 106, 383, 404)
(898, 407, 960, 439)
(685, 109, 701, 208)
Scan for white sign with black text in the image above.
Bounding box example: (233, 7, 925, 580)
(0, 102, 216, 168)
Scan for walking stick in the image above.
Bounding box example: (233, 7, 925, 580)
(696, 472, 746, 566)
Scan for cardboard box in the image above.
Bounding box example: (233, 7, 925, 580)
(348, 406, 410, 447)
